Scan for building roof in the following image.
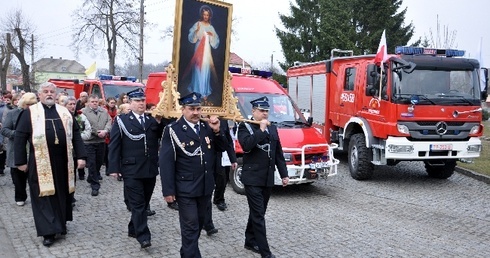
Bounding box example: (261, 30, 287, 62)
(32, 57, 86, 74)
(229, 52, 251, 67)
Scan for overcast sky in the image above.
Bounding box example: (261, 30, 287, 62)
(2, 0, 489, 70)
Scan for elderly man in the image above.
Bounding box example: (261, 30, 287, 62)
(82, 95, 112, 196)
(14, 82, 87, 247)
(159, 92, 227, 257)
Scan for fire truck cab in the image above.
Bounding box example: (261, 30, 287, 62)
(49, 74, 144, 99)
(287, 46, 484, 180)
(145, 68, 339, 194)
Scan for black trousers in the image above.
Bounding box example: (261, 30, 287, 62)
(177, 195, 210, 258)
(125, 177, 156, 243)
(244, 185, 272, 257)
(0, 151, 6, 172)
(11, 167, 28, 202)
(212, 166, 229, 204)
(85, 143, 105, 190)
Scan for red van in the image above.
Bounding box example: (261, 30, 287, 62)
(145, 69, 339, 194)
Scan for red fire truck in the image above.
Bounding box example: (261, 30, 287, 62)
(145, 68, 339, 194)
(287, 46, 484, 180)
(49, 74, 144, 99)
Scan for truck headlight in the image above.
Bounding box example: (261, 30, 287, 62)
(469, 125, 480, 135)
(283, 153, 292, 162)
(387, 144, 414, 153)
(397, 124, 410, 135)
(467, 145, 481, 152)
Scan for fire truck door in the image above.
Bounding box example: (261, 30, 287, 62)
(334, 65, 359, 125)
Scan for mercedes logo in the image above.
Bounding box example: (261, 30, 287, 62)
(435, 121, 448, 135)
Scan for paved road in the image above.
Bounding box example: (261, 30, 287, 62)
(0, 158, 489, 257)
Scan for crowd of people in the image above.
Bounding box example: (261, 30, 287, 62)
(0, 84, 288, 258)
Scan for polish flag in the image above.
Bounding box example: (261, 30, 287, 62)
(374, 30, 388, 65)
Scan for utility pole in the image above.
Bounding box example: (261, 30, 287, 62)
(139, 0, 144, 83)
(31, 34, 34, 88)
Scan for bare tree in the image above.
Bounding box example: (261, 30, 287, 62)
(0, 40, 13, 91)
(425, 15, 457, 49)
(2, 9, 34, 92)
(71, 0, 141, 74)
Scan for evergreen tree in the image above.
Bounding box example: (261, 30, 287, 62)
(277, 0, 419, 70)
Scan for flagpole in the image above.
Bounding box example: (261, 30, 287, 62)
(379, 61, 383, 99)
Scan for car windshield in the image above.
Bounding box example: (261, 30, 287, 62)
(103, 84, 142, 99)
(56, 88, 74, 96)
(234, 92, 306, 124)
(392, 68, 480, 105)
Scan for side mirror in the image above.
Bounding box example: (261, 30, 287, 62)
(307, 116, 313, 126)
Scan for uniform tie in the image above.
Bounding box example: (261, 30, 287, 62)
(194, 124, 200, 136)
(139, 115, 145, 129)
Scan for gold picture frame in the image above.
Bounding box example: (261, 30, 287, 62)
(172, 0, 233, 115)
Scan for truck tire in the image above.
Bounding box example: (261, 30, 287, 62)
(229, 158, 246, 195)
(424, 160, 456, 179)
(348, 133, 374, 180)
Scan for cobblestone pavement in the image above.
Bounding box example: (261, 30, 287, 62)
(0, 158, 489, 258)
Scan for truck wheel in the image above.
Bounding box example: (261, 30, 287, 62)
(229, 158, 246, 195)
(424, 160, 456, 179)
(348, 133, 374, 180)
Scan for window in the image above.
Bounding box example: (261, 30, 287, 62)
(344, 67, 356, 91)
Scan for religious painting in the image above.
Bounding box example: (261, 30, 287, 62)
(172, 0, 233, 112)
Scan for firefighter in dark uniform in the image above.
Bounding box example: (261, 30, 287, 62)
(107, 88, 165, 249)
(238, 96, 289, 258)
(159, 92, 227, 258)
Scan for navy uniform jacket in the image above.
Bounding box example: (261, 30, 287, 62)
(159, 117, 227, 198)
(237, 122, 288, 187)
(108, 112, 165, 178)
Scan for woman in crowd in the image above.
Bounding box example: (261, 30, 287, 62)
(0, 93, 38, 206)
(116, 93, 129, 107)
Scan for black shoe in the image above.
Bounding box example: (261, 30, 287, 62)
(206, 228, 218, 236)
(140, 240, 151, 248)
(43, 235, 55, 247)
(244, 244, 260, 254)
(91, 190, 99, 196)
(263, 254, 276, 258)
(128, 232, 136, 238)
(216, 202, 227, 211)
(146, 209, 156, 216)
(167, 201, 179, 210)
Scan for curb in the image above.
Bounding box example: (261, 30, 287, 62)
(455, 166, 490, 184)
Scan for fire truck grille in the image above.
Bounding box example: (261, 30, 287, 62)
(398, 121, 479, 141)
(293, 153, 322, 163)
(416, 121, 465, 126)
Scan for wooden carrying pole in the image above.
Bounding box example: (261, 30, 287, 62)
(152, 64, 262, 125)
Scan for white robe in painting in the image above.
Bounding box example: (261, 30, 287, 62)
(187, 21, 220, 98)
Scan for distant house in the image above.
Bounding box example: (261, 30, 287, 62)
(31, 57, 86, 87)
(229, 52, 251, 69)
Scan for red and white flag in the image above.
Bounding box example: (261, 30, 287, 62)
(374, 30, 388, 65)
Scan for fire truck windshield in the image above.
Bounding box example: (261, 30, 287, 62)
(392, 68, 480, 105)
(103, 84, 142, 99)
(234, 93, 307, 125)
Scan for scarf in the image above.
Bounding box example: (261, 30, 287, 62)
(30, 103, 75, 196)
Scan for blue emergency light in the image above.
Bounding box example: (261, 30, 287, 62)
(228, 67, 273, 78)
(99, 74, 137, 82)
(395, 46, 465, 57)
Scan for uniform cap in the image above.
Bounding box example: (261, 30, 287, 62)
(250, 96, 270, 110)
(127, 88, 146, 100)
(179, 92, 202, 106)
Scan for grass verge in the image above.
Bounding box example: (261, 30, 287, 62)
(457, 120, 490, 177)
